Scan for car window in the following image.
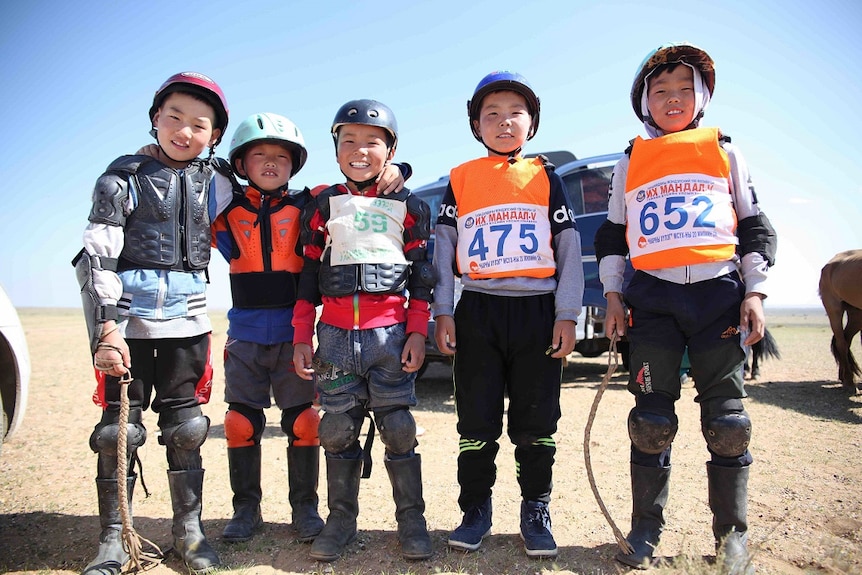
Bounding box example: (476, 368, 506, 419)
(561, 166, 613, 216)
(414, 184, 446, 233)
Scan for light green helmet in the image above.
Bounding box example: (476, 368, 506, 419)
(229, 113, 307, 176)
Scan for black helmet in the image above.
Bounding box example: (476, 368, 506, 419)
(468, 71, 540, 141)
(331, 99, 398, 148)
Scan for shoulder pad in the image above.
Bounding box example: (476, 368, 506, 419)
(533, 154, 552, 168)
(386, 187, 410, 202)
(106, 154, 155, 176)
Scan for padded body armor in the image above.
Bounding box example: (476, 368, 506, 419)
(89, 155, 214, 271)
(306, 186, 430, 298)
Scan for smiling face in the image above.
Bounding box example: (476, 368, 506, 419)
(646, 64, 696, 134)
(236, 142, 294, 191)
(474, 90, 532, 156)
(335, 124, 393, 190)
(151, 92, 221, 167)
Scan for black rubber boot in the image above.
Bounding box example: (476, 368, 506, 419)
(309, 457, 362, 562)
(708, 463, 755, 575)
(615, 463, 671, 570)
(288, 445, 325, 542)
(81, 476, 135, 575)
(167, 469, 220, 573)
(222, 445, 263, 542)
(385, 455, 433, 560)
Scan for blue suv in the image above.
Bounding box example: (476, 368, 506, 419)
(412, 151, 634, 377)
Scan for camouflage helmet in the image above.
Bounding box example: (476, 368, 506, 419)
(631, 43, 715, 122)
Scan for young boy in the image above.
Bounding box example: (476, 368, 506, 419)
(432, 71, 584, 558)
(292, 99, 435, 562)
(213, 112, 408, 544)
(594, 43, 777, 574)
(73, 71, 234, 574)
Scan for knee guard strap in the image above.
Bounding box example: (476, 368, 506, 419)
(701, 397, 752, 458)
(374, 407, 416, 456)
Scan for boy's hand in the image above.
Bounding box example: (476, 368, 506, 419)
(547, 320, 577, 359)
(401, 332, 426, 373)
(740, 292, 766, 346)
(136, 144, 160, 158)
(377, 163, 405, 195)
(434, 315, 457, 356)
(293, 343, 315, 381)
(93, 322, 131, 377)
(605, 292, 627, 338)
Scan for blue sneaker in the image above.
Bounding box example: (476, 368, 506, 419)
(448, 498, 492, 551)
(520, 500, 557, 557)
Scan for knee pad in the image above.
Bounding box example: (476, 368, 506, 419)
(159, 415, 210, 451)
(375, 407, 417, 456)
(701, 397, 752, 458)
(318, 408, 363, 454)
(282, 404, 320, 447)
(628, 405, 678, 455)
(225, 406, 265, 448)
(89, 418, 147, 455)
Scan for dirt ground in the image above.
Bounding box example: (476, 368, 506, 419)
(1, 307, 860, 575)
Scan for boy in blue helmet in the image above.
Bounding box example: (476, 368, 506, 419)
(594, 43, 777, 574)
(73, 71, 234, 574)
(213, 112, 408, 545)
(292, 99, 435, 562)
(432, 71, 584, 558)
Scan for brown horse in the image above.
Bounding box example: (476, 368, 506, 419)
(819, 249, 862, 392)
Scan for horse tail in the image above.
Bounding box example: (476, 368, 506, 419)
(848, 346, 861, 378)
(752, 328, 781, 363)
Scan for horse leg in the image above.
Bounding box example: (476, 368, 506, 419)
(821, 287, 850, 386)
(842, 307, 862, 392)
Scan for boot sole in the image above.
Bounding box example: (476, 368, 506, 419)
(447, 528, 491, 552)
(615, 550, 654, 570)
(309, 533, 357, 562)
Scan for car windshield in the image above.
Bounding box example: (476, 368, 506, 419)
(561, 165, 613, 216)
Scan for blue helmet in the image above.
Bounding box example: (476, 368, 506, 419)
(467, 71, 540, 141)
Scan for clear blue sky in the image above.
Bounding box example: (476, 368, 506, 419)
(1, 0, 860, 310)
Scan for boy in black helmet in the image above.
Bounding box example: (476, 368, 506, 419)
(432, 71, 584, 558)
(594, 43, 777, 574)
(292, 99, 435, 562)
(73, 71, 234, 574)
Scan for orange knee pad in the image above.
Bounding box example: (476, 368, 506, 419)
(225, 409, 258, 448)
(292, 406, 321, 447)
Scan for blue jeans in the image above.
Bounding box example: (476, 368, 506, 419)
(314, 321, 417, 414)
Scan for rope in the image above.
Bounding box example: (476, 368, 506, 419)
(583, 335, 634, 554)
(116, 372, 163, 571)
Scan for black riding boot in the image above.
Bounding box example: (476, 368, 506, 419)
(222, 445, 263, 542)
(81, 475, 135, 575)
(615, 463, 671, 569)
(708, 463, 755, 575)
(385, 455, 433, 560)
(288, 444, 325, 542)
(168, 469, 220, 573)
(309, 457, 362, 562)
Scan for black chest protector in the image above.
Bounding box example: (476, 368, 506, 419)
(91, 155, 214, 271)
(313, 186, 412, 297)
